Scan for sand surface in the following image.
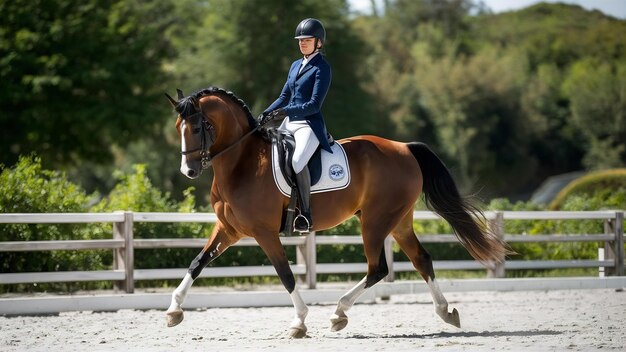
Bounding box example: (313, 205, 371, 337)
(1, 289, 625, 351)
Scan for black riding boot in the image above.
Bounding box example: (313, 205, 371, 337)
(293, 166, 312, 233)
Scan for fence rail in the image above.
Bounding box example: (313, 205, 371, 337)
(1, 211, 624, 293)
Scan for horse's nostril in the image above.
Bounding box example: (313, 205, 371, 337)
(187, 169, 196, 177)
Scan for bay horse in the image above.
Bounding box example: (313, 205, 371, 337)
(164, 87, 508, 338)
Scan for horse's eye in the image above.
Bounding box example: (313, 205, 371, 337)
(193, 128, 201, 134)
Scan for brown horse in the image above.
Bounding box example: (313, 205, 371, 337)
(164, 87, 508, 338)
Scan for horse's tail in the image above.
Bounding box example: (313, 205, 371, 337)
(407, 142, 510, 263)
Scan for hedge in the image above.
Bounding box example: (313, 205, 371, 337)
(550, 168, 626, 210)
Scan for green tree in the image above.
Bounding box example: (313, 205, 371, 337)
(415, 48, 530, 192)
(519, 64, 582, 178)
(563, 60, 626, 169)
(352, 0, 476, 144)
(0, 0, 181, 167)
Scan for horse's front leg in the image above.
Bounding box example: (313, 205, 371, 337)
(256, 233, 309, 338)
(166, 223, 234, 327)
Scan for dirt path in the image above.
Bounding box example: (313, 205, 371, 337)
(1, 289, 625, 351)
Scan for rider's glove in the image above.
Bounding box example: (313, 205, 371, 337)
(269, 109, 287, 121)
(259, 109, 287, 125)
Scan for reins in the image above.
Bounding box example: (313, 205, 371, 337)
(180, 109, 261, 169)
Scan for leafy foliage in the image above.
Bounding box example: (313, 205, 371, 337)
(91, 164, 213, 271)
(550, 169, 626, 210)
(0, 156, 106, 292)
(488, 193, 625, 278)
(563, 61, 626, 169)
(0, 0, 182, 166)
(354, 1, 626, 196)
(2, 1, 626, 200)
(0, 158, 210, 292)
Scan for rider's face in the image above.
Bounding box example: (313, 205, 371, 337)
(298, 38, 319, 56)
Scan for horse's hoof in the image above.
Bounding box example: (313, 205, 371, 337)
(166, 309, 184, 327)
(447, 308, 461, 328)
(289, 328, 308, 339)
(330, 316, 348, 332)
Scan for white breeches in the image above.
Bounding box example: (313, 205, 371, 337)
(279, 118, 320, 173)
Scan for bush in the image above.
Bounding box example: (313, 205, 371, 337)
(550, 168, 626, 209)
(0, 159, 213, 292)
(3, 156, 623, 291)
(488, 192, 625, 277)
(0, 156, 107, 292)
(91, 164, 213, 273)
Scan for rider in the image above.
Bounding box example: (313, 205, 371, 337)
(262, 18, 333, 233)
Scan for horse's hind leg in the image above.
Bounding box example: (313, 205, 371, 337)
(330, 213, 393, 332)
(255, 232, 309, 338)
(391, 211, 461, 328)
(166, 223, 234, 327)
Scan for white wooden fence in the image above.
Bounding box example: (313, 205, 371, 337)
(0, 211, 624, 293)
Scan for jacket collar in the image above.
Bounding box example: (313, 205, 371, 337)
(296, 54, 322, 78)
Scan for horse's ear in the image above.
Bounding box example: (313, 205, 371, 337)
(164, 93, 178, 108)
(176, 89, 184, 100)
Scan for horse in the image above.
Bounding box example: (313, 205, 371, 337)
(164, 87, 509, 338)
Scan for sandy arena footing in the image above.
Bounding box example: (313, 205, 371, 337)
(1, 288, 625, 351)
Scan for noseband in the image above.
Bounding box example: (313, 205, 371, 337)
(180, 110, 216, 169)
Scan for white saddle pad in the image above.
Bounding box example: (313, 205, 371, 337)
(271, 142, 351, 197)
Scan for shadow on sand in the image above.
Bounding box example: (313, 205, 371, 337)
(339, 330, 562, 340)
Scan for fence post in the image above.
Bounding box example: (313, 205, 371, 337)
(487, 211, 506, 278)
(612, 212, 624, 276)
(113, 211, 134, 293)
(604, 219, 613, 276)
(296, 232, 317, 289)
(384, 237, 394, 282)
(604, 212, 624, 276)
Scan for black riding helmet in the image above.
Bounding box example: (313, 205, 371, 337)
(294, 18, 326, 55)
(294, 18, 326, 42)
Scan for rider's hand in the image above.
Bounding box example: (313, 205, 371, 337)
(258, 112, 270, 125)
(269, 109, 287, 121)
(259, 109, 287, 125)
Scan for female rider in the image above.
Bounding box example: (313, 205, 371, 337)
(262, 18, 333, 233)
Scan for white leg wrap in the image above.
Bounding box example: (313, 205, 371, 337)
(427, 277, 460, 328)
(289, 288, 309, 331)
(167, 273, 194, 312)
(333, 277, 367, 317)
(427, 277, 449, 316)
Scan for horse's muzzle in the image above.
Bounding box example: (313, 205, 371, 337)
(180, 159, 201, 179)
(186, 169, 198, 178)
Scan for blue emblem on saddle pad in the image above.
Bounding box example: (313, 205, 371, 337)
(272, 142, 351, 197)
(329, 164, 345, 181)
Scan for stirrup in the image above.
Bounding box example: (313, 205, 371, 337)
(293, 214, 311, 233)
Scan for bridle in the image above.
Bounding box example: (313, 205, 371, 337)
(180, 108, 261, 170)
(180, 110, 216, 169)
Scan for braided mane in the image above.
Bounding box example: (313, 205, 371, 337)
(176, 87, 259, 130)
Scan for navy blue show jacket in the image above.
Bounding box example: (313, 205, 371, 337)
(264, 54, 333, 153)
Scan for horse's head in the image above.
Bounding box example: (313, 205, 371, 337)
(167, 88, 258, 179)
(167, 89, 216, 179)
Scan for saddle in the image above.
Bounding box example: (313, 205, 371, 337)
(271, 129, 324, 189)
(268, 128, 350, 236)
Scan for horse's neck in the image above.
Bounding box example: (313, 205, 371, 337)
(211, 134, 270, 186)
